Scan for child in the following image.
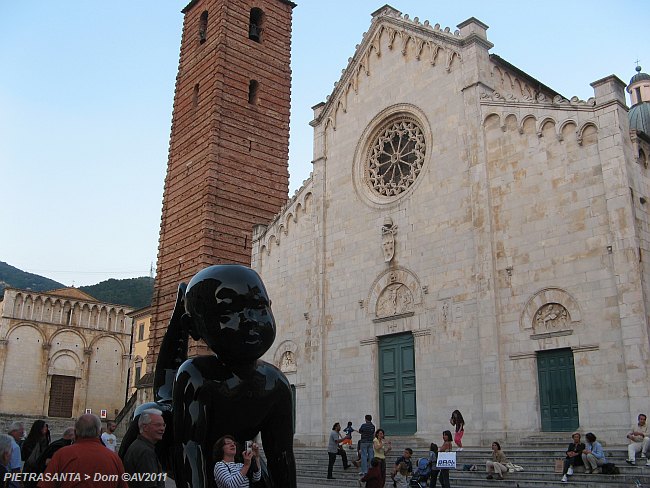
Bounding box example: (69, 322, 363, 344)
(450, 410, 465, 451)
(341, 421, 356, 448)
(361, 458, 384, 488)
(393, 462, 409, 487)
(428, 443, 439, 488)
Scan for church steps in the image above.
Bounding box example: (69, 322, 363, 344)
(292, 446, 650, 487)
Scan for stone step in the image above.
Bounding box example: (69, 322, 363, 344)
(293, 446, 650, 488)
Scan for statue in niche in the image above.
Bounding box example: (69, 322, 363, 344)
(119, 265, 296, 488)
(381, 217, 398, 262)
(534, 303, 569, 330)
(280, 351, 296, 373)
(376, 282, 413, 318)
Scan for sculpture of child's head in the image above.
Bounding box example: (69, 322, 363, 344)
(184, 264, 276, 362)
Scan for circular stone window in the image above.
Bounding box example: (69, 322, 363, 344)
(353, 106, 430, 206)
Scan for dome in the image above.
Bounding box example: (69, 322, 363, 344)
(629, 102, 650, 135)
(630, 66, 650, 86)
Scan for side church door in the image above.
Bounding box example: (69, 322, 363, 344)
(537, 348, 579, 431)
(378, 333, 417, 435)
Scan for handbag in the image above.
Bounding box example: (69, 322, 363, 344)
(436, 452, 457, 470)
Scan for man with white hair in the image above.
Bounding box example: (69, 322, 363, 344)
(122, 408, 166, 488)
(7, 422, 23, 488)
(0, 433, 14, 481)
(38, 414, 127, 488)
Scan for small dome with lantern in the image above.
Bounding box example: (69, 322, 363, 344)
(628, 66, 650, 136)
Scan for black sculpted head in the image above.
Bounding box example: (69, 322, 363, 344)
(184, 264, 276, 362)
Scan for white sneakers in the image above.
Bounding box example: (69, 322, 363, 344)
(567, 466, 573, 476)
(561, 475, 568, 483)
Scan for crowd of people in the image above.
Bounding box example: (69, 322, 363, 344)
(327, 411, 471, 487)
(1, 409, 166, 488)
(324, 410, 650, 486)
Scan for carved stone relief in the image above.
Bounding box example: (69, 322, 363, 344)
(376, 282, 414, 318)
(534, 303, 569, 331)
(381, 217, 397, 262)
(367, 267, 423, 321)
(280, 351, 297, 373)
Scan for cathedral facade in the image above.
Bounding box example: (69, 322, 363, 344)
(253, 6, 650, 445)
(0, 287, 133, 419)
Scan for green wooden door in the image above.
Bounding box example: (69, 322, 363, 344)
(537, 348, 579, 431)
(379, 333, 417, 435)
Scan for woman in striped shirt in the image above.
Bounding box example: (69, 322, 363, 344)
(213, 435, 261, 488)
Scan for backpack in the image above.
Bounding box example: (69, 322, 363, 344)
(601, 463, 619, 475)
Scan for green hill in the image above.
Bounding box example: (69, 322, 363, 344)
(0, 261, 154, 308)
(0, 261, 64, 295)
(80, 277, 154, 309)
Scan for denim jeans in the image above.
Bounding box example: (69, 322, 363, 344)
(360, 442, 373, 474)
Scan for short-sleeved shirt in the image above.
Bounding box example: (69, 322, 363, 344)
(343, 426, 354, 438)
(328, 431, 340, 453)
(358, 422, 375, 444)
(101, 432, 118, 452)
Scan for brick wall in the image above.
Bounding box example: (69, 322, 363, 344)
(147, 0, 293, 367)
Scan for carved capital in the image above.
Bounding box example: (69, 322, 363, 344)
(84, 347, 93, 356)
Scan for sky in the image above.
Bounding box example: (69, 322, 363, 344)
(0, 1, 648, 287)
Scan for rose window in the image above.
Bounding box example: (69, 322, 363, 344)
(366, 118, 426, 197)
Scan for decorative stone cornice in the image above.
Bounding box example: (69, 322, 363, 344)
(480, 91, 596, 108)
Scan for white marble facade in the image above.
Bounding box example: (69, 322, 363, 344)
(252, 6, 649, 446)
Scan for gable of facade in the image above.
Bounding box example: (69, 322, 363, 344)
(253, 6, 647, 446)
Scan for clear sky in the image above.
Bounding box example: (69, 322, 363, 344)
(1, 1, 648, 286)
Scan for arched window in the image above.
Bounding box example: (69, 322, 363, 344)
(248, 80, 259, 105)
(199, 11, 208, 44)
(249, 8, 264, 43)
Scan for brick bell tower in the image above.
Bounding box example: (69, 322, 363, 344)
(147, 0, 295, 370)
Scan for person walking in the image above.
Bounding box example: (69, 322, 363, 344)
(358, 414, 375, 476)
(449, 410, 465, 451)
(326, 423, 350, 479)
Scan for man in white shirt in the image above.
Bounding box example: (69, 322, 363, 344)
(626, 413, 650, 465)
(101, 422, 118, 452)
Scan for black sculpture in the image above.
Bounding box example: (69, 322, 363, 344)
(119, 265, 296, 488)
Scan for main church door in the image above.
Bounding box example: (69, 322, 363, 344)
(537, 348, 579, 431)
(48, 375, 76, 418)
(378, 333, 417, 435)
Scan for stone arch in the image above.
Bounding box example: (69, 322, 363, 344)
(367, 267, 423, 319)
(483, 113, 501, 129)
(503, 113, 518, 132)
(23, 295, 34, 320)
(520, 287, 581, 331)
(4, 322, 47, 344)
(80, 304, 91, 327)
(0, 324, 46, 415)
(12, 293, 23, 317)
(537, 117, 557, 138)
(49, 327, 88, 350)
(48, 349, 82, 378)
(33, 296, 44, 322)
(89, 333, 127, 356)
(578, 122, 598, 146)
(519, 114, 537, 134)
(273, 340, 299, 374)
(559, 119, 578, 142)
